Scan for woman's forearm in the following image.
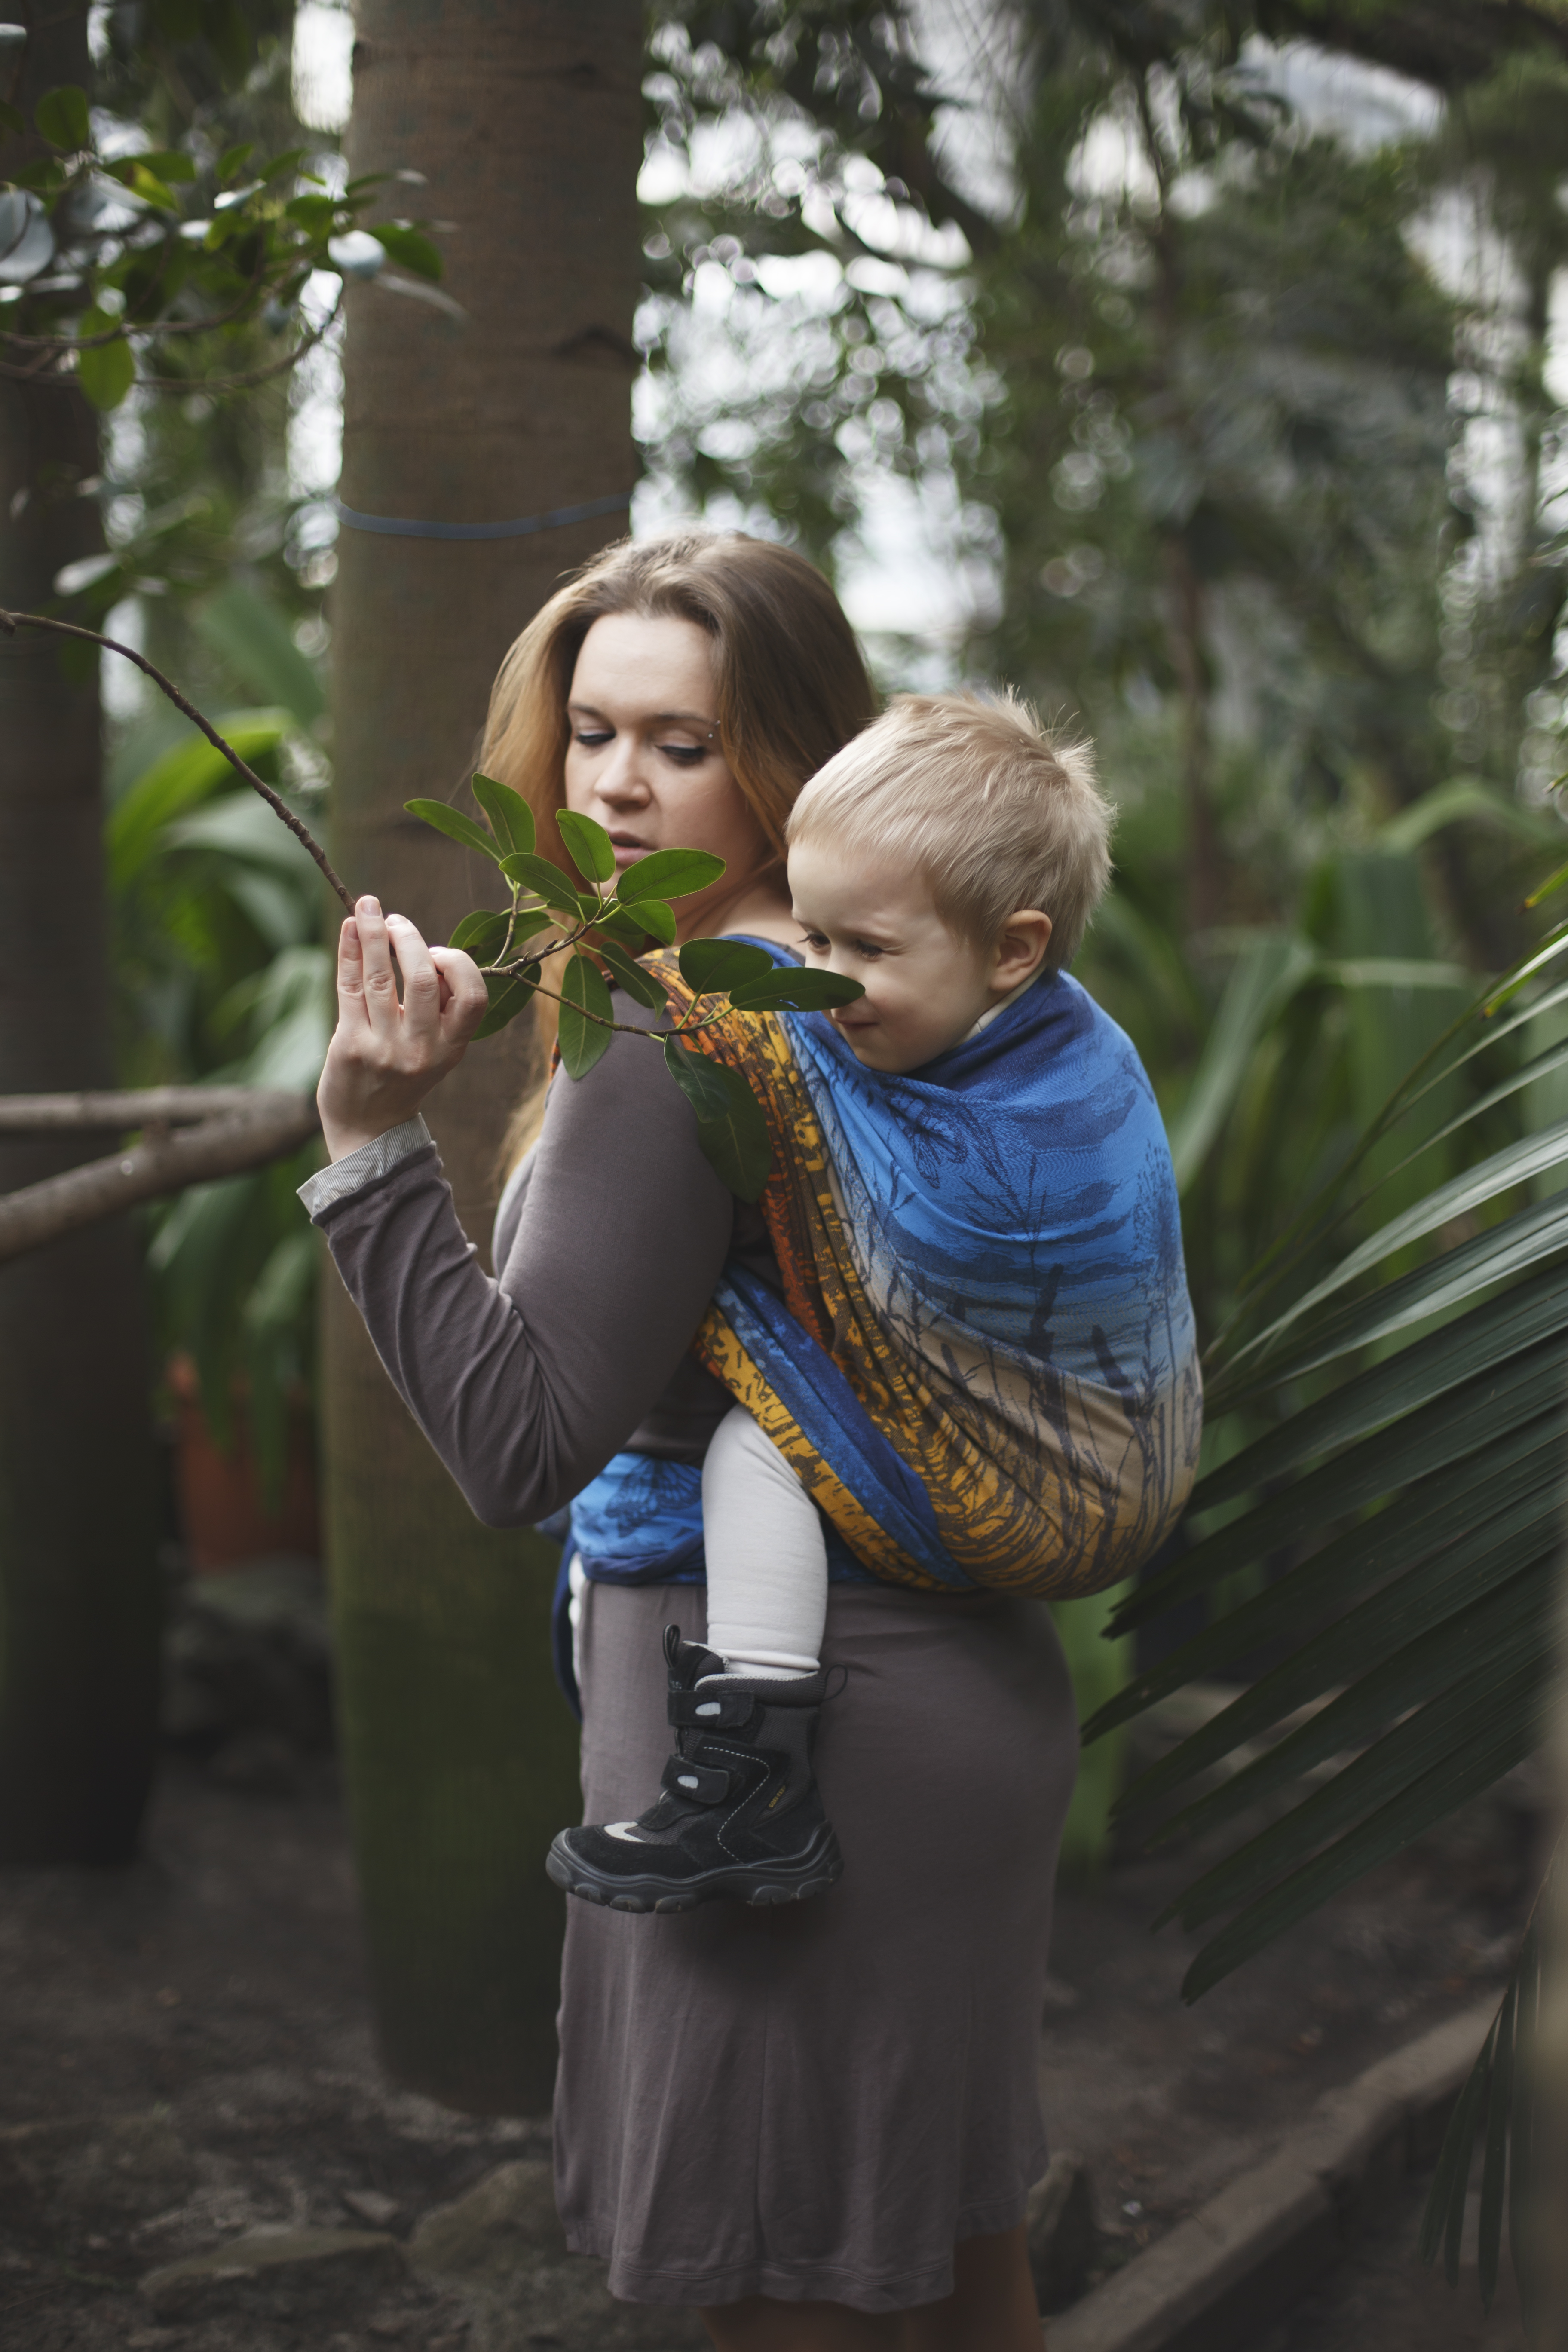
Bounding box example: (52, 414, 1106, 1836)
(309, 1008, 736, 1526)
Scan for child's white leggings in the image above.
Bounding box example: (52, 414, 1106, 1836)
(701, 1404, 828, 1675)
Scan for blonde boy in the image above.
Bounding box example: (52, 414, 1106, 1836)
(551, 692, 1170, 1914)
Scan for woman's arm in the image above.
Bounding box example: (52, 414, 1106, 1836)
(307, 910, 736, 1527)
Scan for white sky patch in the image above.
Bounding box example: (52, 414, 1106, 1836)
(293, 0, 353, 136)
(1241, 37, 1442, 150)
(101, 596, 146, 721)
(287, 272, 345, 498)
(907, 0, 1023, 224)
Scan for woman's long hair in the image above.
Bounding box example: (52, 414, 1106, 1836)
(486, 531, 878, 1173)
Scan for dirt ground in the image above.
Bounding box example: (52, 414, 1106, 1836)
(0, 1733, 1541, 2351)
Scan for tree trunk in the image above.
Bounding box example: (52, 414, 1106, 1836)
(0, 7, 160, 1862)
(327, 0, 642, 2113)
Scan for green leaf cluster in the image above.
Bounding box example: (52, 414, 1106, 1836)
(406, 781, 863, 1198)
(2, 81, 447, 412)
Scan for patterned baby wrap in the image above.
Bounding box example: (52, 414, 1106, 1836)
(643, 948, 1203, 1601)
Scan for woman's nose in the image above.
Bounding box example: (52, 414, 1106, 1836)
(591, 737, 652, 808)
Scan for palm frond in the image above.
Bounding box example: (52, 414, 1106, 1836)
(1096, 910, 1568, 2006)
(1419, 1885, 1549, 2318)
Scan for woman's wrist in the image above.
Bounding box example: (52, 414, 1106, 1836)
(299, 1115, 435, 1218)
(322, 1110, 408, 1164)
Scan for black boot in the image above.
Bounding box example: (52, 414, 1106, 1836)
(545, 1626, 843, 1913)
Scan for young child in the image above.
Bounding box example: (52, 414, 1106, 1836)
(548, 692, 1198, 1913)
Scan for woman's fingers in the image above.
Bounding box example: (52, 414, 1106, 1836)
(335, 914, 370, 1029)
(355, 897, 401, 1038)
(383, 914, 441, 1050)
(429, 946, 491, 1045)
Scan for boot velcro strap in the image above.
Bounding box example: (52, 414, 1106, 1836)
(668, 1687, 758, 1731)
(661, 1752, 731, 1804)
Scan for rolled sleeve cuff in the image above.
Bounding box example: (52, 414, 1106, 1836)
(297, 1115, 435, 1219)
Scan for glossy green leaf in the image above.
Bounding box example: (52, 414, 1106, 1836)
(498, 907, 554, 953)
(1238, 1118, 1568, 1365)
(1164, 1634, 1548, 1933)
(1175, 1676, 1544, 1999)
(1145, 1553, 1558, 1851)
(1195, 1260, 1568, 1513)
(35, 83, 89, 150)
(369, 221, 443, 280)
(556, 808, 616, 886)
(470, 774, 533, 858)
(663, 1040, 773, 1201)
(108, 710, 291, 891)
(447, 910, 511, 961)
(635, 898, 677, 945)
(595, 904, 655, 949)
(1421, 2010, 1499, 2279)
(617, 848, 725, 904)
(217, 141, 255, 183)
(678, 938, 776, 995)
(499, 850, 587, 918)
(594, 939, 668, 1011)
(557, 950, 615, 1080)
(77, 319, 136, 412)
(473, 964, 538, 1039)
(406, 798, 503, 862)
(196, 583, 325, 728)
(1167, 932, 1318, 1193)
(1477, 1975, 1516, 2309)
(1211, 1193, 1568, 1405)
(1106, 1334, 1568, 1642)
(1099, 1409, 1567, 1738)
(1508, 1928, 1541, 2327)
(1483, 920, 1568, 1013)
(729, 968, 867, 1013)
(1109, 1466, 1564, 1795)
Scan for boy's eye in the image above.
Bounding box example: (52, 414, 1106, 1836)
(851, 939, 884, 960)
(799, 930, 829, 954)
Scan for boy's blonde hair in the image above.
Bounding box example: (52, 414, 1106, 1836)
(784, 691, 1113, 966)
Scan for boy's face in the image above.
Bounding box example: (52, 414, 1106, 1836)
(787, 838, 1051, 1074)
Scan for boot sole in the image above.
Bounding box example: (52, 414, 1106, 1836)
(545, 1828, 844, 1914)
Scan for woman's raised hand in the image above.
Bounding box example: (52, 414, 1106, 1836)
(317, 897, 492, 1162)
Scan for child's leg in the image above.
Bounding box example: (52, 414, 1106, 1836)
(702, 1405, 828, 1677)
(544, 1406, 841, 1914)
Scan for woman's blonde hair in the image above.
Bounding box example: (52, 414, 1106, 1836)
(787, 692, 1114, 967)
(489, 530, 877, 1169)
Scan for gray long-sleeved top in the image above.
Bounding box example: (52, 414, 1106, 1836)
(302, 995, 781, 1528)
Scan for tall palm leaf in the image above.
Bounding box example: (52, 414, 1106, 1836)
(1084, 886, 1568, 2315)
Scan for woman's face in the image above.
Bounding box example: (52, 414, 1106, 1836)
(563, 613, 777, 938)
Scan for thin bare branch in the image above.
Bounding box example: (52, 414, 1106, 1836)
(0, 609, 353, 909)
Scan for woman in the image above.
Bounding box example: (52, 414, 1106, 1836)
(305, 532, 1078, 2350)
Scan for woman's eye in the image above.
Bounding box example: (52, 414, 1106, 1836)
(573, 729, 612, 748)
(658, 742, 708, 767)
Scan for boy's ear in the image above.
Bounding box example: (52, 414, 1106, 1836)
(992, 909, 1053, 990)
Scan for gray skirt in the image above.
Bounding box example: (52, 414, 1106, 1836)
(553, 1577, 1079, 2314)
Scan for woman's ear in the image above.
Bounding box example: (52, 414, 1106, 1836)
(989, 909, 1053, 995)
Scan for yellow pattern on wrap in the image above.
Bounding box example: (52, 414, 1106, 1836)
(652, 955, 1201, 1600)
